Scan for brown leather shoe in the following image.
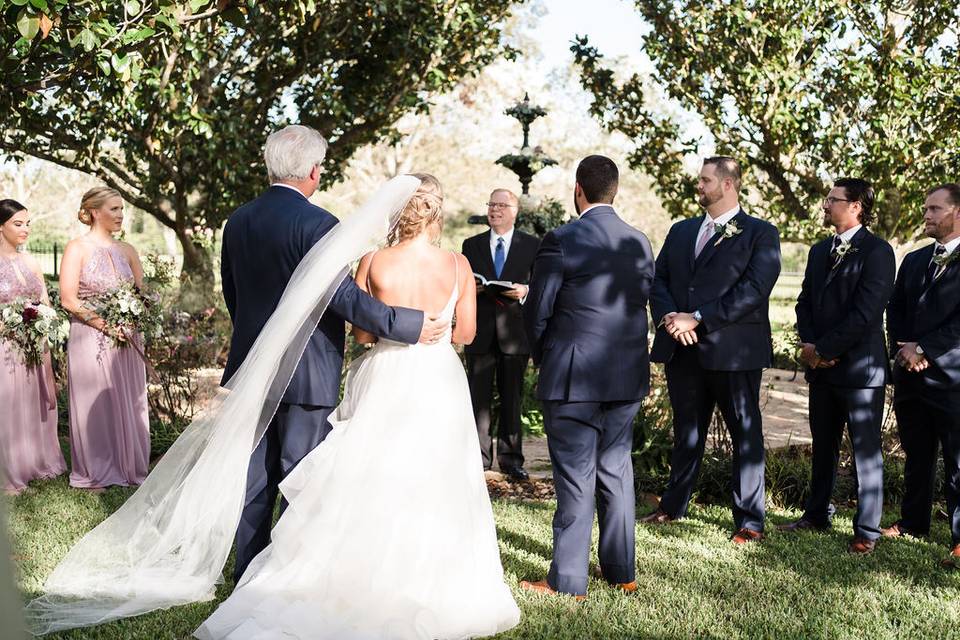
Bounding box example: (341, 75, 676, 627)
(848, 537, 876, 554)
(731, 528, 764, 544)
(613, 581, 637, 592)
(777, 518, 829, 533)
(880, 522, 922, 538)
(638, 508, 675, 525)
(519, 579, 587, 601)
(940, 544, 960, 568)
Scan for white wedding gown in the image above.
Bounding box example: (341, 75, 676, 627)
(195, 268, 521, 640)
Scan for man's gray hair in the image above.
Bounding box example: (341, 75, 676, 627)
(263, 125, 329, 183)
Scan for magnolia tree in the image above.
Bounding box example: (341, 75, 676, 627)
(1, 0, 519, 306)
(573, 0, 960, 243)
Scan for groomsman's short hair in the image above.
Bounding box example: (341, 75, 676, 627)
(703, 156, 741, 191)
(576, 155, 619, 204)
(927, 183, 960, 207)
(263, 125, 329, 183)
(834, 177, 875, 227)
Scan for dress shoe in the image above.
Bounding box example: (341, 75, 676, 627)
(519, 579, 586, 601)
(638, 508, 675, 525)
(941, 543, 960, 568)
(777, 518, 829, 533)
(730, 528, 764, 544)
(612, 581, 637, 593)
(501, 465, 529, 481)
(848, 537, 876, 554)
(880, 521, 922, 538)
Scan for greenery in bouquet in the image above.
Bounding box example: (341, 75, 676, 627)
(0, 298, 70, 367)
(85, 253, 175, 347)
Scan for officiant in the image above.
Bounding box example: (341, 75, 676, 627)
(462, 188, 540, 480)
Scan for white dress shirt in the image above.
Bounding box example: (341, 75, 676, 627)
(833, 224, 862, 245)
(577, 203, 609, 218)
(695, 204, 741, 251)
(939, 236, 960, 257)
(489, 226, 515, 265)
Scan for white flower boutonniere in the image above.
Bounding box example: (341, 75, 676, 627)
(831, 241, 858, 269)
(713, 219, 743, 246)
(933, 249, 959, 279)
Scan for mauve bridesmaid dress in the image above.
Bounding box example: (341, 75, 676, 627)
(0, 254, 66, 493)
(66, 242, 149, 489)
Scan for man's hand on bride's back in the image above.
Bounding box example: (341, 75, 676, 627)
(419, 316, 449, 344)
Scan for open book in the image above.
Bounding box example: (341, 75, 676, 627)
(473, 273, 516, 294)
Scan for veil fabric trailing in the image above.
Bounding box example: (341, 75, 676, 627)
(23, 175, 422, 635)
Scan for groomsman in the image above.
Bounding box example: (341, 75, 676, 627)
(462, 189, 539, 480)
(521, 155, 654, 598)
(780, 178, 895, 554)
(882, 183, 960, 561)
(643, 156, 781, 543)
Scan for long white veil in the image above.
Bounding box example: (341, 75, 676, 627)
(23, 175, 422, 635)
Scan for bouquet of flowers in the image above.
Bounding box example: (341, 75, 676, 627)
(0, 298, 70, 366)
(86, 281, 164, 346)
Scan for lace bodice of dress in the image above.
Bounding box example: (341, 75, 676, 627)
(0, 254, 44, 304)
(78, 243, 134, 300)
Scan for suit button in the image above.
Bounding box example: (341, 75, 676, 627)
(688, 286, 695, 292)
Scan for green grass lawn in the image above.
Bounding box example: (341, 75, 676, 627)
(8, 476, 960, 639)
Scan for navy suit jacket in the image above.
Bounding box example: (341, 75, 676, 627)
(795, 227, 895, 388)
(462, 229, 539, 355)
(220, 186, 424, 406)
(887, 244, 960, 392)
(523, 205, 654, 402)
(650, 210, 781, 370)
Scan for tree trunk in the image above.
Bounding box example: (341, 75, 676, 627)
(177, 233, 216, 313)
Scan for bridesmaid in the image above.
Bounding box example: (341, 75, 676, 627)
(59, 187, 150, 491)
(0, 199, 67, 495)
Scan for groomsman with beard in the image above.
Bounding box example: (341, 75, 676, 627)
(882, 183, 960, 562)
(642, 156, 781, 543)
(779, 178, 895, 554)
(462, 189, 540, 480)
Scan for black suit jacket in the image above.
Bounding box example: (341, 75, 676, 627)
(795, 227, 895, 388)
(650, 210, 781, 370)
(220, 186, 423, 406)
(524, 206, 655, 402)
(887, 244, 960, 392)
(462, 229, 539, 355)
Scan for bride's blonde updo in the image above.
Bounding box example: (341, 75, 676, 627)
(77, 186, 121, 226)
(388, 173, 443, 246)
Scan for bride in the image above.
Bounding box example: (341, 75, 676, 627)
(25, 174, 520, 639)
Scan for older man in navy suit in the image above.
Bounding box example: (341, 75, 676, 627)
(520, 155, 655, 598)
(642, 156, 781, 543)
(779, 178, 895, 555)
(221, 125, 445, 581)
(882, 183, 960, 562)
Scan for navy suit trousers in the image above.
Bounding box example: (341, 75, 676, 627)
(803, 384, 885, 539)
(542, 399, 640, 596)
(660, 347, 766, 531)
(233, 403, 334, 582)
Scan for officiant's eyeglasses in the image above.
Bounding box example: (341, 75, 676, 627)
(486, 202, 516, 210)
(822, 197, 852, 205)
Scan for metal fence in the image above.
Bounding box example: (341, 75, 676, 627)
(25, 241, 62, 277)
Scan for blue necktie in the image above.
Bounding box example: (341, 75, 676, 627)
(494, 237, 505, 279)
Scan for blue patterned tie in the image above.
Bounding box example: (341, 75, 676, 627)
(494, 237, 505, 279)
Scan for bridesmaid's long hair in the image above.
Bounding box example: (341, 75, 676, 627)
(0, 199, 26, 226)
(77, 186, 121, 227)
(388, 173, 444, 246)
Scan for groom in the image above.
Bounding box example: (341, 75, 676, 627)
(221, 125, 446, 581)
(521, 155, 655, 598)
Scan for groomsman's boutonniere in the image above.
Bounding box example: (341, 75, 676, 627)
(933, 250, 959, 279)
(713, 220, 743, 246)
(832, 241, 858, 269)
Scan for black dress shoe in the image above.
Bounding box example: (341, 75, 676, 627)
(501, 465, 529, 481)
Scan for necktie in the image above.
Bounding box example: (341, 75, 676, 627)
(494, 237, 505, 278)
(694, 220, 715, 258)
(927, 244, 947, 284)
(831, 235, 842, 255)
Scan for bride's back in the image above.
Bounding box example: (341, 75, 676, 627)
(365, 243, 459, 315)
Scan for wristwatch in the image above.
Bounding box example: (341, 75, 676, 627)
(915, 344, 925, 356)
(692, 310, 703, 323)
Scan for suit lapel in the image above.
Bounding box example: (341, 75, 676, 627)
(917, 244, 938, 305)
(693, 211, 743, 272)
(823, 227, 869, 290)
(921, 245, 959, 302)
(683, 217, 704, 272)
(475, 230, 496, 279)
(500, 231, 524, 281)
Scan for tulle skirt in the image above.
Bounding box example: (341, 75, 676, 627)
(195, 341, 520, 639)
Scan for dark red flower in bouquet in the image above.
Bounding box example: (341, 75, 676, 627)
(22, 306, 40, 322)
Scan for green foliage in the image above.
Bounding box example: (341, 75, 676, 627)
(515, 196, 568, 237)
(573, 1, 960, 242)
(1, 1, 521, 303)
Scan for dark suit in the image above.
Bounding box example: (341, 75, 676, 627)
(650, 210, 781, 532)
(795, 227, 895, 539)
(462, 229, 539, 470)
(887, 243, 960, 542)
(524, 205, 654, 595)
(221, 185, 423, 580)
